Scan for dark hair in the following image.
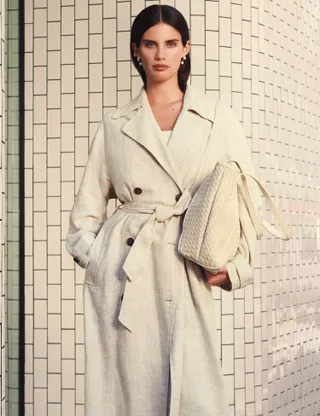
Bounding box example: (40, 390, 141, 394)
(130, 5, 191, 93)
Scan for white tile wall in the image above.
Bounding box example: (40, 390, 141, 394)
(24, 0, 320, 415)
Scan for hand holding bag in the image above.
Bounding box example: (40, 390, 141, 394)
(178, 160, 293, 274)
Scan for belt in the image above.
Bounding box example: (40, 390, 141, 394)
(118, 188, 192, 332)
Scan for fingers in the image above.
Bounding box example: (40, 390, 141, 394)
(207, 273, 227, 286)
(204, 267, 229, 287)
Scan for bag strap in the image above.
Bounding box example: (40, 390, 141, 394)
(237, 175, 264, 239)
(240, 173, 292, 240)
(224, 160, 293, 240)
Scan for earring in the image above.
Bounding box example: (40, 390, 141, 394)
(180, 55, 187, 65)
(136, 56, 142, 66)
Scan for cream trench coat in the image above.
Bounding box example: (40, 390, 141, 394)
(66, 84, 260, 416)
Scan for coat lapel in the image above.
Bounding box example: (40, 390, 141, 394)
(165, 86, 216, 190)
(112, 86, 182, 189)
(111, 84, 217, 191)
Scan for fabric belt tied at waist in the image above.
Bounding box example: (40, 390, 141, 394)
(117, 188, 192, 332)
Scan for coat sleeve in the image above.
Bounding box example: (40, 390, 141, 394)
(66, 117, 115, 269)
(220, 102, 262, 291)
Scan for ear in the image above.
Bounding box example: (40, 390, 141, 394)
(132, 43, 138, 56)
(184, 40, 191, 56)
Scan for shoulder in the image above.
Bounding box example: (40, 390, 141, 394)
(185, 85, 219, 122)
(108, 87, 145, 121)
(95, 87, 144, 126)
(101, 107, 123, 123)
(98, 105, 131, 131)
(191, 86, 236, 116)
(208, 97, 241, 128)
(186, 85, 235, 124)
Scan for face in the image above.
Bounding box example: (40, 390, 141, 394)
(132, 22, 190, 84)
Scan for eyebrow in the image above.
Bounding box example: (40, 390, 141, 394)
(141, 39, 180, 43)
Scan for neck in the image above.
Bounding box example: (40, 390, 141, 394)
(145, 77, 184, 106)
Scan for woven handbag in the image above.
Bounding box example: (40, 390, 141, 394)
(178, 160, 292, 273)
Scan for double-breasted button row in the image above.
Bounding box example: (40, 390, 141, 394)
(134, 187, 181, 202)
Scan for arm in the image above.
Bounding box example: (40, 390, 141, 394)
(66, 117, 115, 268)
(221, 101, 262, 290)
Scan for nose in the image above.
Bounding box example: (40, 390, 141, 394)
(155, 46, 166, 61)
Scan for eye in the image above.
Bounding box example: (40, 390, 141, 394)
(144, 41, 154, 48)
(167, 41, 178, 47)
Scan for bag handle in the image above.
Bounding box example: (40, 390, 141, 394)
(224, 160, 293, 240)
(240, 173, 292, 240)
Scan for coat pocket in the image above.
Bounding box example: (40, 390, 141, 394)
(84, 224, 107, 286)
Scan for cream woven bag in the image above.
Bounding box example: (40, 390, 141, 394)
(178, 160, 293, 273)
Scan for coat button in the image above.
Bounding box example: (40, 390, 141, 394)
(175, 193, 182, 202)
(134, 187, 142, 195)
(127, 237, 134, 246)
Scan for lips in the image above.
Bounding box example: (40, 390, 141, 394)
(153, 65, 168, 69)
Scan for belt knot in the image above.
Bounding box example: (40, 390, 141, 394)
(155, 205, 175, 222)
(155, 189, 192, 222)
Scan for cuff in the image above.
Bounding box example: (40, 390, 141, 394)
(225, 261, 241, 291)
(67, 231, 95, 269)
(73, 253, 91, 269)
(225, 254, 253, 291)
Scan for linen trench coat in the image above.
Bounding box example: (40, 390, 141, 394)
(66, 84, 260, 416)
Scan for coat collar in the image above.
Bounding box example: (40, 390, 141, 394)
(111, 83, 216, 123)
(111, 84, 217, 191)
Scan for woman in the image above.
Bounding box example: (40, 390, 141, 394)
(66, 5, 259, 416)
